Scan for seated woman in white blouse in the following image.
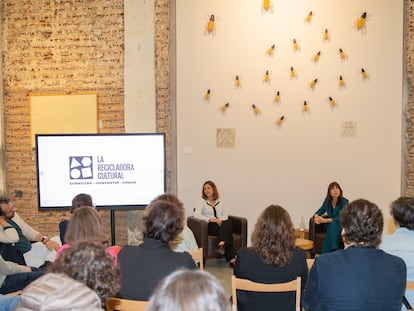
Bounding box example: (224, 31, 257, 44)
(194, 180, 235, 266)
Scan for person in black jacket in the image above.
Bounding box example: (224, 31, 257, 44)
(118, 199, 197, 300)
(304, 199, 406, 311)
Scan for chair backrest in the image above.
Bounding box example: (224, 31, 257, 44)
(188, 247, 204, 270)
(105, 297, 148, 311)
(231, 275, 301, 311)
(306, 258, 314, 270)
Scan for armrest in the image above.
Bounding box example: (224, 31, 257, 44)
(309, 216, 326, 242)
(229, 215, 248, 247)
(308, 217, 316, 242)
(187, 216, 208, 258)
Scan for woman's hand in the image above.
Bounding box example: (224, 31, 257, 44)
(314, 214, 322, 224)
(314, 215, 332, 224)
(0, 216, 9, 227)
(209, 218, 222, 225)
(45, 240, 60, 251)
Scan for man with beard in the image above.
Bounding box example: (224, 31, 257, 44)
(0, 197, 60, 268)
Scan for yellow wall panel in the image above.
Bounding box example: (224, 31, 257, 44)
(30, 94, 98, 147)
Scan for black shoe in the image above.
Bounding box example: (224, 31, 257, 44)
(228, 257, 236, 268)
(214, 247, 225, 255)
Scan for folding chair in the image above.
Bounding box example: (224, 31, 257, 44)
(188, 247, 204, 270)
(105, 297, 148, 311)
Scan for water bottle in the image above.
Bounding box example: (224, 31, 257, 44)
(299, 217, 306, 231)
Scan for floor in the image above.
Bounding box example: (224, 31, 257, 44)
(204, 257, 233, 296)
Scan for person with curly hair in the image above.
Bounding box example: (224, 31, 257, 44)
(51, 241, 120, 303)
(151, 194, 198, 254)
(313, 181, 349, 253)
(15, 242, 120, 310)
(146, 269, 231, 311)
(234, 205, 308, 311)
(304, 199, 406, 311)
(118, 199, 197, 300)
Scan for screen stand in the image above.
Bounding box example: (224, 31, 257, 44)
(110, 210, 116, 245)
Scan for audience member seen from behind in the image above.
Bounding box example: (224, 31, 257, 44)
(57, 206, 121, 264)
(146, 269, 231, 311)
(0, 196, 60, 268)
(234, 205, 308, 311)
(59, 193, 93, 244)
(152, 193, 198, 253)
(0, 255, 43, 295)
(16, 242, 119, 310)
(313, 181, 349, 253)
(194, 181, 236, 265)
(15, 273, 102, 311)
(118, 199, 197, 300)
(304, 199, 406, 311)
(381, 196, 414, 308)
(51, 241, 120, 304)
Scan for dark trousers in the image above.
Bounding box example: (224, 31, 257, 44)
(208, 219, 235, 262)
(0, 271, 44, 294)
(0, 243, 26, 265)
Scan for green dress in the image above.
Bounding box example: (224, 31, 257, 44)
(315, 197, 349, 253)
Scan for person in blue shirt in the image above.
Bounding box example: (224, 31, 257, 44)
(313, 181, 349, 253)
(381, 196, 414, 310)
(0, 295, 20, 311)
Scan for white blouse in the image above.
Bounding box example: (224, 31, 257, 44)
(194, 199, 228, 221)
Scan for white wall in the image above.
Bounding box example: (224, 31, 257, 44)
(176, 0, 404, 239)
(124, 0, 156, 133)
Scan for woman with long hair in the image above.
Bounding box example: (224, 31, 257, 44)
(313, 181, 349, 253)
(56, 207, 121, 264)
(59, 193, 94, 244)
(234, 205, 308, 311)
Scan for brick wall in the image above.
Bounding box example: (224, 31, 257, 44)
(404, 0, 414, 195)
(1, 0, 125, 241)
(154, 0, 173, 189)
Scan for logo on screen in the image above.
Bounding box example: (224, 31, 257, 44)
(69, 156, 93, 179)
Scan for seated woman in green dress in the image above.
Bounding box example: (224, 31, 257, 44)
(313, 181, 349, 253)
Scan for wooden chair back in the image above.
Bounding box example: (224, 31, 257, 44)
(231, 275, 301, 311)
(306, 258, 314, 270)
(188, 247, 204, 270)
(105, 297, 148, 311)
